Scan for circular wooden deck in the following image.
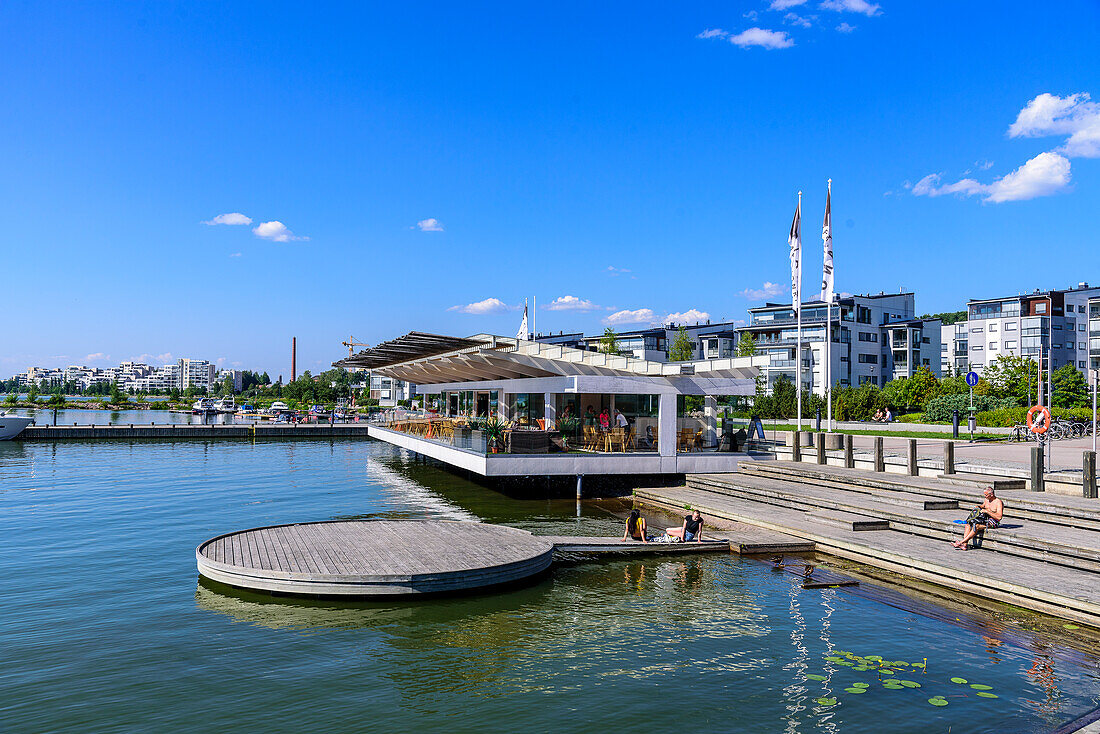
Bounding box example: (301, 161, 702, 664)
(196, 520, 554, 597)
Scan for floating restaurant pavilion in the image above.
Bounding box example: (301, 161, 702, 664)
(336, 332, 767, 480)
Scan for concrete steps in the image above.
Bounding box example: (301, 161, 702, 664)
(685, 472, 1100, 574)
(740, 461, 1100, 532)
(808, 509, 890, 532)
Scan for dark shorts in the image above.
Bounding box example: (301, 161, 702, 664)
(684, 531, 697, 541)
(970, 513, 999, 529)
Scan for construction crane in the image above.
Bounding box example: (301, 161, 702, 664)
(341, 335, 370, 357)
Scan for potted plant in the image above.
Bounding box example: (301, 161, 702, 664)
(555, 416, 580, 449)
(482, 417, 506, 453)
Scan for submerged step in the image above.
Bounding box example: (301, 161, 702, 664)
(808, 509, 890, 531)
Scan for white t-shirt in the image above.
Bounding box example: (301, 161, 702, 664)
(616, 412, 629, 428)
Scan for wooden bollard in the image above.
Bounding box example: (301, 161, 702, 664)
(1031, 446, 1044, 492)
(844, 434, 854, 468)
(944, 441, 955, 475)
(817, 433, 826, 464)
(1084, 451, 1097, 499)
(908, 439, 918, 476)
(874, 436, 885, 473)
(792, 431, 801, 462)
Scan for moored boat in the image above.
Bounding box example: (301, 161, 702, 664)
(191, 398, 217, 414)
(0, 411, 33, 440)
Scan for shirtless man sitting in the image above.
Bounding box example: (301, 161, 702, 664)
(953, 487, 1004, 550)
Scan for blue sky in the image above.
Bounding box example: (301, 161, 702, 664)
(4, 1, 1100, 379)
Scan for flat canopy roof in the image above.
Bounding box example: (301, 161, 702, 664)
(335, 332, 487, 370)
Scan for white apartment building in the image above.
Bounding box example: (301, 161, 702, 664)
(218, 369, 244, 392)
(1089, 296, 1100, 386)
(940, 322, 969, 376)
(177, 359, 216, 391)
(369, 372, 416, 407)
(738, 292, 933, 395)
(966, 283, 1100, 377)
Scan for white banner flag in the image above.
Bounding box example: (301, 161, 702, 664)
(789, 198, 802, 314)
(516, 300, 529, 340)
(821, 183, 833, 304)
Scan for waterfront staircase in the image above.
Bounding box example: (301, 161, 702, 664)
(634, 461, 1100, 627)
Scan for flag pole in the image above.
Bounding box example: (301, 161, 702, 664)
(826, 179, 833, 431)
(796, 190, 803, 432)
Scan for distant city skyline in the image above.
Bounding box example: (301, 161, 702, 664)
(4, 2, 1100, 379)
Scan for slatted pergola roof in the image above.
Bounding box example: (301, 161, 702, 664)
(334, 332, 488, 370)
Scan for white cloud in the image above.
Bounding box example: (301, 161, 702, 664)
(836, 21, 856, 32)
(604, 308, 656, 326)
(785, 12, 813, 27)
(85, 353, 110, 362)
(975, 159, 994, 170)
(252, 221, 307, 242)
(697, 28, 728, 39)
(729, 27, 795, 49)
(820, 0, 881, 16)
(415, 218, 445, 232)
(911, 152, 1072, 203)
(739, 281, 788, 300)
(665, 309, 711, 324)
(1007, 92, 1100, 158)
(229, 252, 242, 258)
(448, 297, 515, 315)
(545, 295, 603, 311)
(769, 0, 808, 8)
(202, 212, 252, 226)
(606, 266, 632, 276)
(743, 10, 760, 21)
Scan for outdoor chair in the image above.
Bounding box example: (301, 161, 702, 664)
(609, 428, 626, 452)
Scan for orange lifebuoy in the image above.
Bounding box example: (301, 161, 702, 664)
(1027, 405, 1051, 434)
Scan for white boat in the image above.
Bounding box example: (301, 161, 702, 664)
(0, 412, 33, 440)
(191, 398, 217, 414)
(268, 401, 291, 413)
(214, 397, 236, 414)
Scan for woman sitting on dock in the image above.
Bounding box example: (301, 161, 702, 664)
(621, 509, 649, 543)
(667, 510, 704, 542)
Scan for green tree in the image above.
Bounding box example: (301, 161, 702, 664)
(109, 381, 127, 406)
(27, 385, 39, 404)
(1051, 364, 1089, 408)
(222, 376, 235, 395)
(669, 326, 695, 362)
(48, 390, 66, 407)
(4, 391, 17, 406)
(599, 328, 619, 354)
(736, 332, 757, 357)
(982, 354, 1038, 406)
(906, 366, 940, 411)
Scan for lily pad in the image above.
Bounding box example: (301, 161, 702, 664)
(879, 670, 895, 675)
(976, 692, 999, 699)
(805, 674, 827, 681)
(899, 680, 921, 688)
(844, 687, 866, 694)
(816, 697, 838, 707)
(911, 662, 926, 668)
(950, 677, 968, 684)
(928, 697, 949, 707)
(882, 682, 904, 689)
(1064, 624, 1080, 630)
(853, 666, 870, 672)
(825, 656, 845, 662)
(836, 661, 854, 667)
(866, 655, 883, 661)
(852, 683, 870, 688)
(969, 684, 993, 691)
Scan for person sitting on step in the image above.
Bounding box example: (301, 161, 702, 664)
(621, 509, 649, 543)
(953, 487, 1004, 550)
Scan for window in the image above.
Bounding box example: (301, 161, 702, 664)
(971, 362, 984, 368)
(1081, 324, 1087, 331)
(923, 358, 930, 365)
(1006, 322, 1017, 331)
(971, 326, 984, 333)
(858, 354, 878, 364)
(858, 332, 877, 343)
(1054, 323, 1063, 330)
(1004, 340, 1017, 349)
(1081, 305, 1087, 313)
(922, 337, 930, 344)
(989, 323, 998, 332)
(1081, 361, 1087, 368)
(1082, 342, 1088, 350)
(1036, 303, 1047, 314)
(988, 342, 998, 350)
(840, 355, 849, 362)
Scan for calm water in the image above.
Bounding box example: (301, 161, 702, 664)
(7, 407, 334, 425)
(2, 438, 1098, 733)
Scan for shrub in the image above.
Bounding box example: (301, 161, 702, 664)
(923, 394, 1016, 422)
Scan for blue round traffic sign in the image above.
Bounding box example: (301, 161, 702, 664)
(965, 371, 979, 387)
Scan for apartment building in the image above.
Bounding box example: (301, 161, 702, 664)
(965, 282, 1100, 376)
(368, 372, 416, 407)
(940, 322, 969, 376)
(1089, 296, 1100, 386)
(737, 292, 930, 395)
(536, 321, 743, 362)
(177, 359, 216, 391)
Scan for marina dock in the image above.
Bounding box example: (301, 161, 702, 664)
(195, 519, 812, 598)
(18, 422, 372, 440)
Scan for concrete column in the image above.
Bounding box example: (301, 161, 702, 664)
(1084, 451, 1097, 499)
(844, 434, 854, 468)
(704, 395, 717, 448)
(792, 431, 801, 462)
(874, 437, 885, 473)
(658, 392, 676, 457)
(817, 433, 826, 464)
(1030, 446, 1044, 492)
(543, 392, 556, 429)
(576, 474, 583, 499)
(908, 439, 918, 476)
(944, 441, 955, 475)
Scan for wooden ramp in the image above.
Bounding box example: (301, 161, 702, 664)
(196, 520, 554, 597)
